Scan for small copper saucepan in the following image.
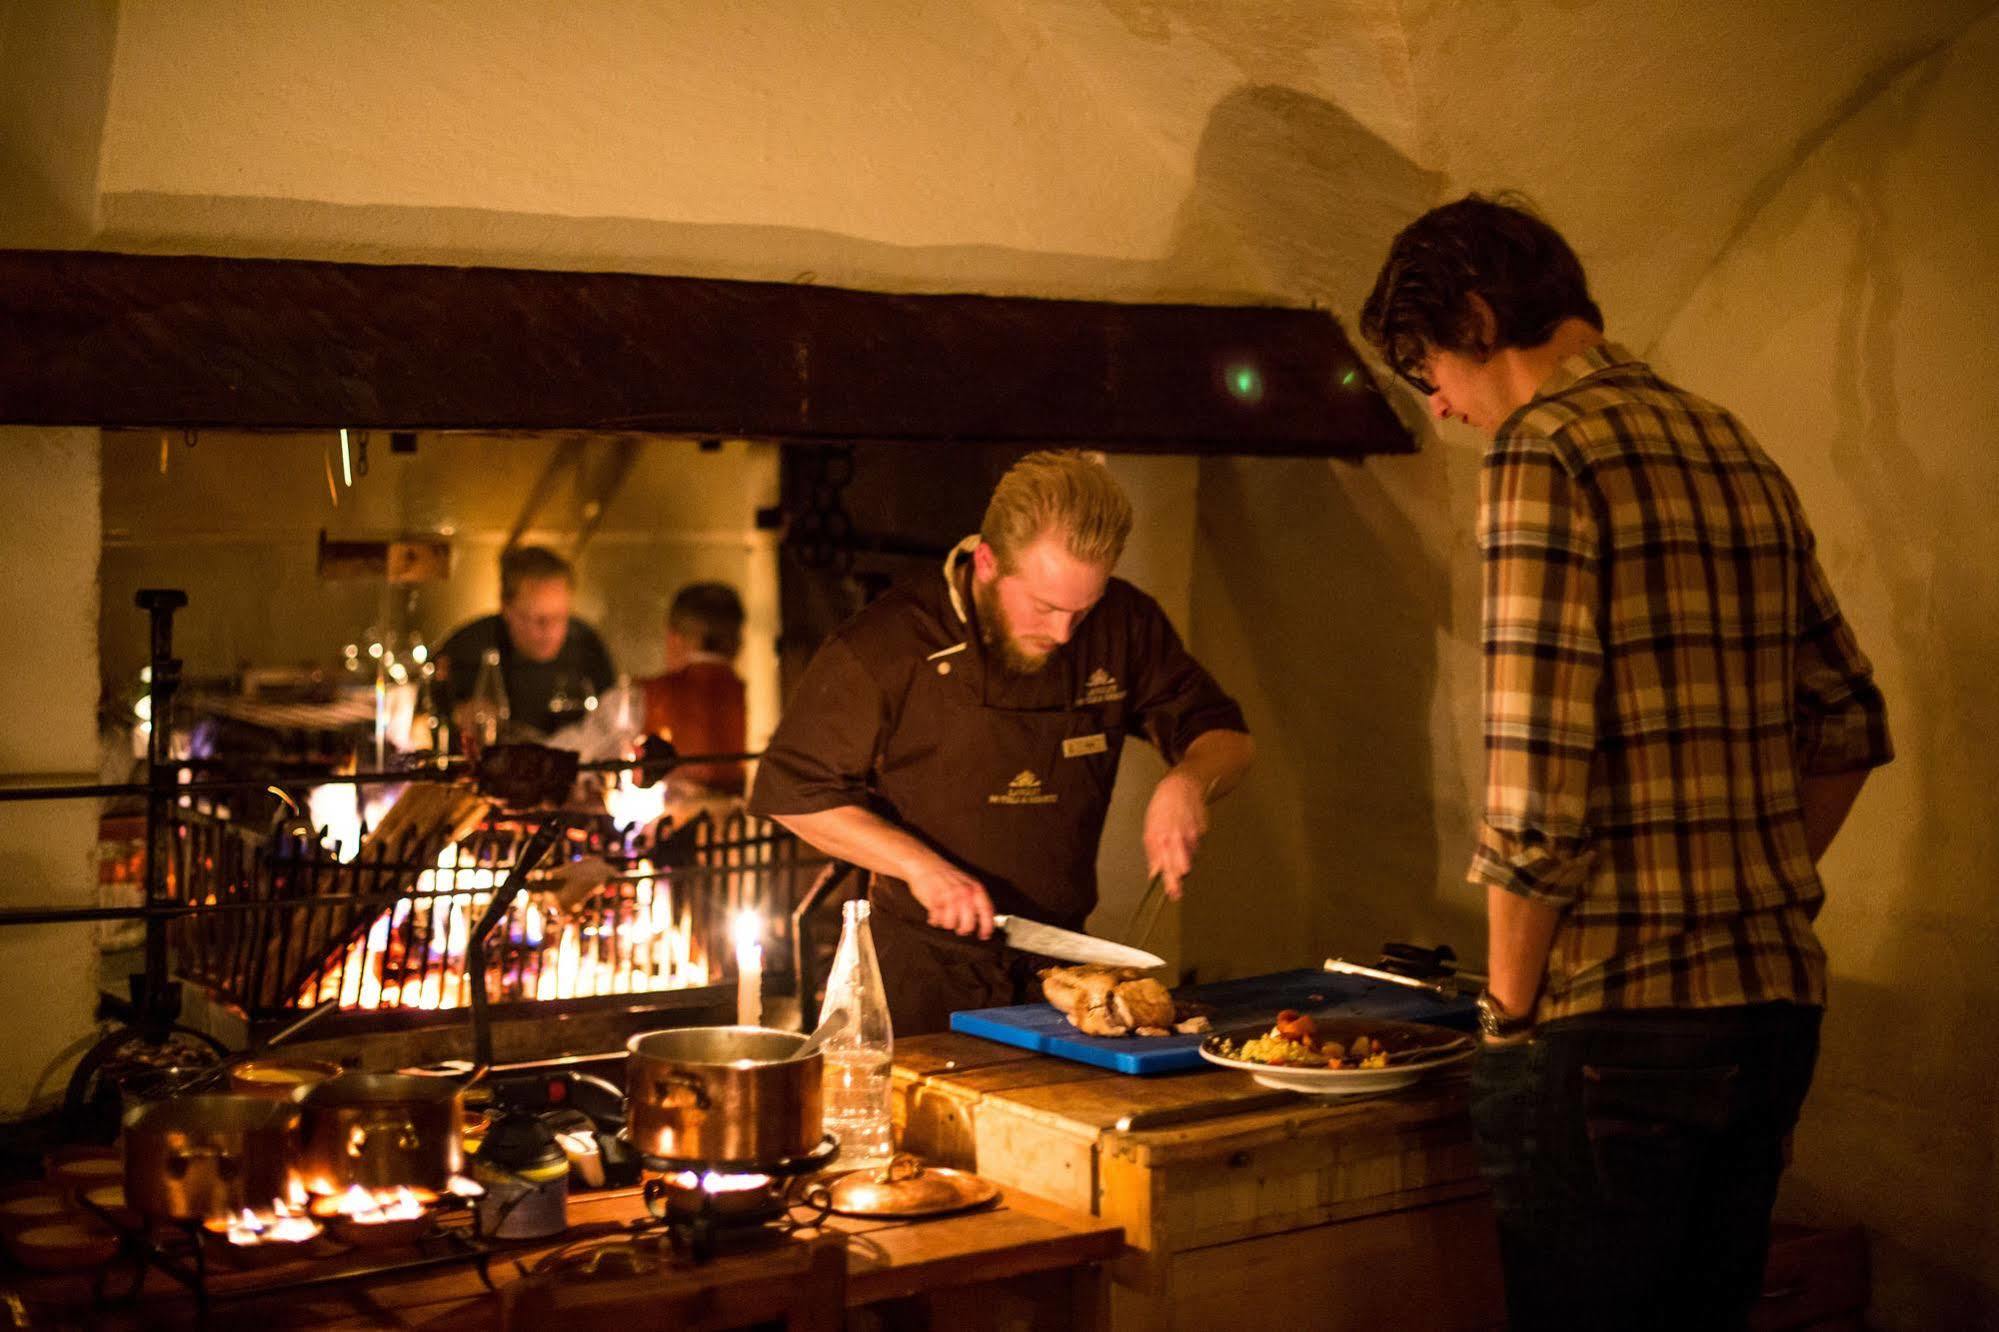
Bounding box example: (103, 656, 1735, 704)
(625, 1026, 823, 1165)
(122, 1095, 300, 1223)
(298, 1073, 464, 1194)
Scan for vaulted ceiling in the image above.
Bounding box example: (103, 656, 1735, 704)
(3, 0, 1990, 351)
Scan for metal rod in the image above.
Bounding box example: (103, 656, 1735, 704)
(136, 589, 187, 1025)
(467, 818, 568, 1070)
(0, 751, 764, 803)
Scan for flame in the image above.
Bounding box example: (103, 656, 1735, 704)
(214, 1198, 321, 1246)
(315, 1184, 432, 1224)
(298, 847, 710, 1012)
(667, 1170, 772, 1195)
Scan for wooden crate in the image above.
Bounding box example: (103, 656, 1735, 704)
(894, 1037, 1504, 1332)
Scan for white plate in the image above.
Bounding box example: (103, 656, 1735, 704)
(1198, 1017, 1474, 1097)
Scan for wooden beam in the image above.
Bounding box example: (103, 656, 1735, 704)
(0, 248, 1410, 456)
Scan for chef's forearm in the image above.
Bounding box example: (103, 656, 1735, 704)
(770, 806, 948, 883)
(1171, 729, 1254, 802)
(1486, 885, 1562, 1019)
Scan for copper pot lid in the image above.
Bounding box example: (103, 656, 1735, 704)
(823, 1155, 1000, 1219)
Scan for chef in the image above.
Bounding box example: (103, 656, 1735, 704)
(749, 450, 1254, 1034)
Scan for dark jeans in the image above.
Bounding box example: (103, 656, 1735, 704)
(1469, 1002, 1822, 1331)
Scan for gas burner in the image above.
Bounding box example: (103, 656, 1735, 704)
(630, 1136, 840, 1263)
(635, 1133, 841, 1179)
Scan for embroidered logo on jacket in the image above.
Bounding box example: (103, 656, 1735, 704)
(1076, 668, 1126, 707)
(988, 770, 1058, 806)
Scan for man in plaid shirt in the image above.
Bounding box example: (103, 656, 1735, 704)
(1362, 195, 1891, 1330)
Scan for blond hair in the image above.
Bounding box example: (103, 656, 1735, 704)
(980, 450, 1133, 572)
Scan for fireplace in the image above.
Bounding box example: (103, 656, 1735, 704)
(165, 787, 826, 1063)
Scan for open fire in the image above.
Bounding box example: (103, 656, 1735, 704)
(311, 1185, 435, 1226)
(209, 1200, 321, 1248)
(294, 841, 709, 1013)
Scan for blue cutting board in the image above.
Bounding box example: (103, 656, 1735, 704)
(949, 967, 1477, 1075)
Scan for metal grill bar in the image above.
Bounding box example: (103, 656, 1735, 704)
(168, 805, 828, 1023)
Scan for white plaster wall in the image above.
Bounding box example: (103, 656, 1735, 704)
(0, 0, 117, 244)
(1088, 455, 1199, 974)
(0, 428, 103, 1113)
(1652, 16, 1999, 1325)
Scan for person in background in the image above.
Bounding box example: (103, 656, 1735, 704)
(641, 582, 749, 796)
(1360, 194, 1893, 1331)
(749, 450, 1254, 1036)
(433, 545, 615, 740)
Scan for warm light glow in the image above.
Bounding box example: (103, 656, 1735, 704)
(731, 909, 762, 968)
(297, 846, 710, 1013)
(313, 1184, 432, 1224)
(667, 1170, 772, 1195)
(213, 1199, 320, 1246)
(604, 773, 667, 832)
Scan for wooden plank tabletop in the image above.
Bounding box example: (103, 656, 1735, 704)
(4, 1177, 1123, 1329)
(896, 1033, 1473, 1161)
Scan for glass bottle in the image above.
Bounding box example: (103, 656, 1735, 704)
(466, 647, 510, 752)
(816, 899, 895, 1167)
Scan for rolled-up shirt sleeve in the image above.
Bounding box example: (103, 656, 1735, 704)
(1466, 433, 1601, 910)
(1793, 541, 1893, 776)
(1124, 600, 1248, 765)
(747, 637, 887, 817)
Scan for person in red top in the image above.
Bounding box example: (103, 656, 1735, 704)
(641, 582, 749, 795)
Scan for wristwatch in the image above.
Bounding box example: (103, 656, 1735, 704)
(1475, 989, 1535, 1040)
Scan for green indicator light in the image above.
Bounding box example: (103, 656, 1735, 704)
(1340, 368, 1359, 387)
(1225, 363, 1264, 402)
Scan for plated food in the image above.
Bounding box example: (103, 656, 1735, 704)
(1039, 966, 1212, 1038)
(1199, 1012, 1473, 1096)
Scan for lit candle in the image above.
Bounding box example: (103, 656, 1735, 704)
(732, 909, 763, 1028)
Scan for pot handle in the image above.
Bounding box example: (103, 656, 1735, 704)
(167, 1145, 241, 1180)
(650, 1073, 711, 1112)
(348, 1113, 422, 1157)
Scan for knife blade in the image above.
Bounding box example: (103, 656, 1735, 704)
(993, 914, 1165, 969)
(1322, 957, 1461, 999)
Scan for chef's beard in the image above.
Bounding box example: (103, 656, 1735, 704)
(972, 576, 1053, 676)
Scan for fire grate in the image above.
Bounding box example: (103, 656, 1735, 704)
(167, 796, 827, 1026)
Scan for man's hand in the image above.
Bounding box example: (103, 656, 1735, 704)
(1142, 769, 1210, 900)
(906, 859, 997, 939)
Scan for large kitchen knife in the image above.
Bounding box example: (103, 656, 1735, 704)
(992, 914, 1164, 969)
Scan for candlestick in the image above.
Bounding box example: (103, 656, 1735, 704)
(732, 909, 763, 1028)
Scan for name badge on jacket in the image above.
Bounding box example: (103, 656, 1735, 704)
(1061, 733, 1109, 759)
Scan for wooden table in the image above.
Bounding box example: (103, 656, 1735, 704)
(892, 1033, 1506, 1332)
(5, 1181, 1122, 1330)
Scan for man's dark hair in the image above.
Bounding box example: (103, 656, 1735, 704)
(1360, 192, 1603, 392)
(499, 545, 575, 604)
(668, 582, 745, 657)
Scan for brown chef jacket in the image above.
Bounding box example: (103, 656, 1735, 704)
(749, 537, 1247, 1032)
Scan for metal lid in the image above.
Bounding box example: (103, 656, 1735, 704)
(824, 1155, 1000, 1219)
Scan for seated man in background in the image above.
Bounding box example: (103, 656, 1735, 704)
(641, 582, 748, 796)
(434, 545, 616, 741)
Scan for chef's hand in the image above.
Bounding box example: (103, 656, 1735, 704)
(906, 859, 997, 939)
(1143, 769, 1209, 901)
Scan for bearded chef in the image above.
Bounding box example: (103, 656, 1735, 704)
(748, 450, 1255, 1035)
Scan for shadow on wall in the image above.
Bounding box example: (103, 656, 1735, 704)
(1649, 20, 1999, 1325)
(1154, 85, 1483, 976)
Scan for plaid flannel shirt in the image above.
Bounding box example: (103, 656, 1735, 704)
(1469, 344, 1892, 1020)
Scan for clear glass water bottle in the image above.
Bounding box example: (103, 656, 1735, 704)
(467, 647, 510, 752)
(817, 899, 895, 1167)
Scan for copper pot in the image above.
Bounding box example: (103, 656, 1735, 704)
(298, 1073, 463, 1194)
(229, 1057, 344, 1102)
(625, 1026, 822, 1165)
(121, 1095, 300, 1222)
